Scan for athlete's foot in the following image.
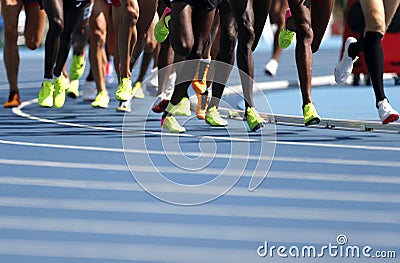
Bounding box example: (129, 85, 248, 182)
(132, 81, 145, 99)
(3, 91, 21, 108)
(196, 92, 209, 119)
(66, 79, 79, 98)
(69, 54, 85, 81)
(303, 102, 321, 126)
(53, 75, 67, 108)
(334, 37, 359, 85)
(161, 115, 186, 133)
(106, 60, 114, 84)
(146, 67, 159, 97)
(205, 106, 228, 126)
(377, 99, 399, 124)
(116, 98, 132, 112)
(279, 9, 296, 49)
(152, 98, 169, 113)
(38, 80, 54, 107)
(82, 81, 97, 102)
(175, 97, 191, 116)
(245, 107, 266, 132)
(91, 91, 110, 108)
(154, 7, 171, 43)
(264, 59, 278, 77)
(116, 78, 132, 101)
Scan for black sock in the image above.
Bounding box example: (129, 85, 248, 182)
(348, 30, 364, 59)
(363, 31, 386, 107)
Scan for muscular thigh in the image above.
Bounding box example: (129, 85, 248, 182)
(359, 0, 385, 35)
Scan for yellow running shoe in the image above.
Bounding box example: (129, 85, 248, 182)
(303, 102, 321, 126)
(132, 81, 145, 99)
(278, 9, 296, 49)
(116, 77, 132, 101)
(175, 97, 191, 116)
(69, 54, 85, 81)
(66, 79, 79, 98)
(162, 115, 186, 133)
(38, 80, 54, 107)
(245, 107, 266, 132)
(154, 7, 171, 43)
(91, 91, 110, 108)
(53, 75, 67, 108)
(205, 106, 228, 126)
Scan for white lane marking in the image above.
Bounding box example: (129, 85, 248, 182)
(0, 157, 400, 180)
(2, 136, 400, 154)
(0, 239, 249, 263)
(1, 176, 400, 203)
(13, 99, 259, 142)
(0, 215, 398, 245)
(12, 99, 121, 132)
(0, 197, 399, 224)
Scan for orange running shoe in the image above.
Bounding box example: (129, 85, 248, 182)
(3, 92, 22, 108)
(192, 58, 210, 94)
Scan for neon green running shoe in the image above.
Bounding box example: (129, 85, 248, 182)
(165, 98, 191, 116)
(162, 115, 186, 133)
(69, 54, 85, 81)
(246, 107, 266, 132)
(116, 77, 132, 101)
(132, 81, 145, 99)
(278, 9, 296, 49)
(38, 80, 54, 107)
(154, 7, 171, 43)
(92, 91, 110, 108)
(53, 75, 67, 108)
(66, 79, 79, 98)
(303, 102, 321, 126)
(205, 106, 228, 126)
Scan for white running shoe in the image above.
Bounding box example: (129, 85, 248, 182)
(149, 67, 158, 87)
(82, 81, 97, 101)
(334, 37, 359, 85)
(377, 99, 399, 124)
(264, 59, 279, 77)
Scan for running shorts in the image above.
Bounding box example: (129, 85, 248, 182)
(166, 0, 221, 10)
(23, 0, 40, 8)
(64, 0, 91, 9)
(107, 0, 121, 6)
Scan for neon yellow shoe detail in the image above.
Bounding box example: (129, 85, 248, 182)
(91, 91, 110, 108)
(53, 75, 67, 108)
(66, 79, 79, 98)
(69, 54, 85, 81)
(246, 107, 266, 132)
(116, 78, 132, 101)
(205, 106, 228, 126)
(154, 7, 171, 43)
(175, 97, 191, 116)
(165, 98, 191, 116)
(278, 9, 296, 49)
(132, 81, 145, 99)
(38, 80, 54, 107)
(303, 103, 321, 126)
(162, 115, 186, 133)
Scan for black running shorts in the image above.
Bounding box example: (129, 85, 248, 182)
(166, 0, 221, 10)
